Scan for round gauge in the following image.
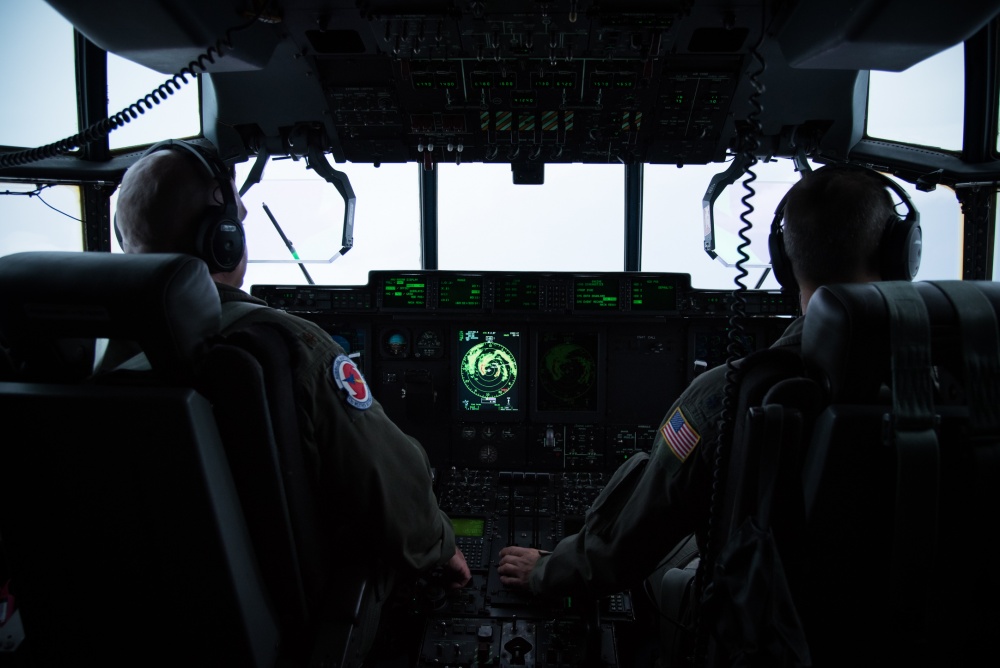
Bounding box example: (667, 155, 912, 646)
(460, 340, 518, 399)
(383, 329, 409, 358)
(479, 444, 499, 464)
(414, 329, 444, 358)
(460, 425, 477, 440)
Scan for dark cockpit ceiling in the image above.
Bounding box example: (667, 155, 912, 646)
(41, 0, 1000, 175)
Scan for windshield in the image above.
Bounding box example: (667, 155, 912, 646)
(0, 0, 972, 289)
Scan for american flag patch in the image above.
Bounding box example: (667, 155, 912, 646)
(662, 407, 700, 462)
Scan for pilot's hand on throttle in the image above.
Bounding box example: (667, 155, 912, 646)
(497, 546, 542, 589)
(442, 548, 472, 589)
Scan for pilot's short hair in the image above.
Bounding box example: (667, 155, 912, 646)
(782, 167, 896, 288)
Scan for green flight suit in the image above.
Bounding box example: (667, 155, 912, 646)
(217, 284, 457, 574)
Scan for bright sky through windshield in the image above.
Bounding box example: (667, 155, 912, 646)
(0, 0, 969, 287)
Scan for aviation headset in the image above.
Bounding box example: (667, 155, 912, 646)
(768, 164, 921, 292)
(114, 139, 246, 274)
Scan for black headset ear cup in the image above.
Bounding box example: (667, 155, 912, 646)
(769, 191, 798, 291)
(113, 211, 123, 249)
(194, 206, 246, 273)
(768, 221, 798, 291)
(879, 215, 922, 280)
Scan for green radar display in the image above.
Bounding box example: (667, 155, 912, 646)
(537, 332, 600, 412)
(462, 341, 516, 398)
(456, 329, 522, 415)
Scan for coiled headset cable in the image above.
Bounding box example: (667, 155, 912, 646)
(0, 4, 272, 169)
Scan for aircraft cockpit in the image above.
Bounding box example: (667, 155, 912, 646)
(3, 1, 1000, 666)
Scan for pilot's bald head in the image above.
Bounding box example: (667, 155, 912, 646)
(116, 146, 248, 286)
(116, 149, 217, 255)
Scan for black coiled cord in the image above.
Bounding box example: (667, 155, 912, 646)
(0, 9, 264, 169)
(691, 37, 766, 668)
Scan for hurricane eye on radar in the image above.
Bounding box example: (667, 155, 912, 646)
(461, 341, 518, 399)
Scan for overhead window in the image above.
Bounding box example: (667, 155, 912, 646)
(107, 53, 201, 150)
(0, 0, 77, 149)
(867, 43, 964, 152)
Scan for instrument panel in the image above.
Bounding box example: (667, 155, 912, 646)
(252, 270, 797, 468)
(251, 270, 797, 666)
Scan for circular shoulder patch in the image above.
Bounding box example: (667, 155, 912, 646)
(332, 354, 373, 410)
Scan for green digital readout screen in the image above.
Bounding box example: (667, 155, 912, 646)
(383, 277, 426, 308)
(451, 517, 485, 538)
(439, 276, 483, 309)
(574, 278, 619, 310)
(630, 278, 678, 312)
(495, 277, 539, 310)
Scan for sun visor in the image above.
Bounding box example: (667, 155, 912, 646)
(776, 0, 999, 71)
(43, 0, 280, 73)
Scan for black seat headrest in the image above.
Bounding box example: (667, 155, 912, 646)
(0, 251, 221, 375)
(804, 280, 1000, 403)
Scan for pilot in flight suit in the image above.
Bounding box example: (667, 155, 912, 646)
(499, 164, 907, 599)
(214, 282, 459, 576)
(524, 318, 803, 596)
(112, 142, 472, 621)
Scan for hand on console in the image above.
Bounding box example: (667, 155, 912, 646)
(497, 546, 543, 589)
(442, 548, 472, 589)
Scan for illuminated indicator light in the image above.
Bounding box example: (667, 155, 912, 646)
(412, 73, 435, 88)
(471, 71, 494, 88)
(512, 91, 537, 107)
(498, 79, 515, 88)
(553, 72, 576, 88)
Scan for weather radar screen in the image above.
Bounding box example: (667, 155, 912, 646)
(456, 329, 522, 416)
(536, 331, 600, 413)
